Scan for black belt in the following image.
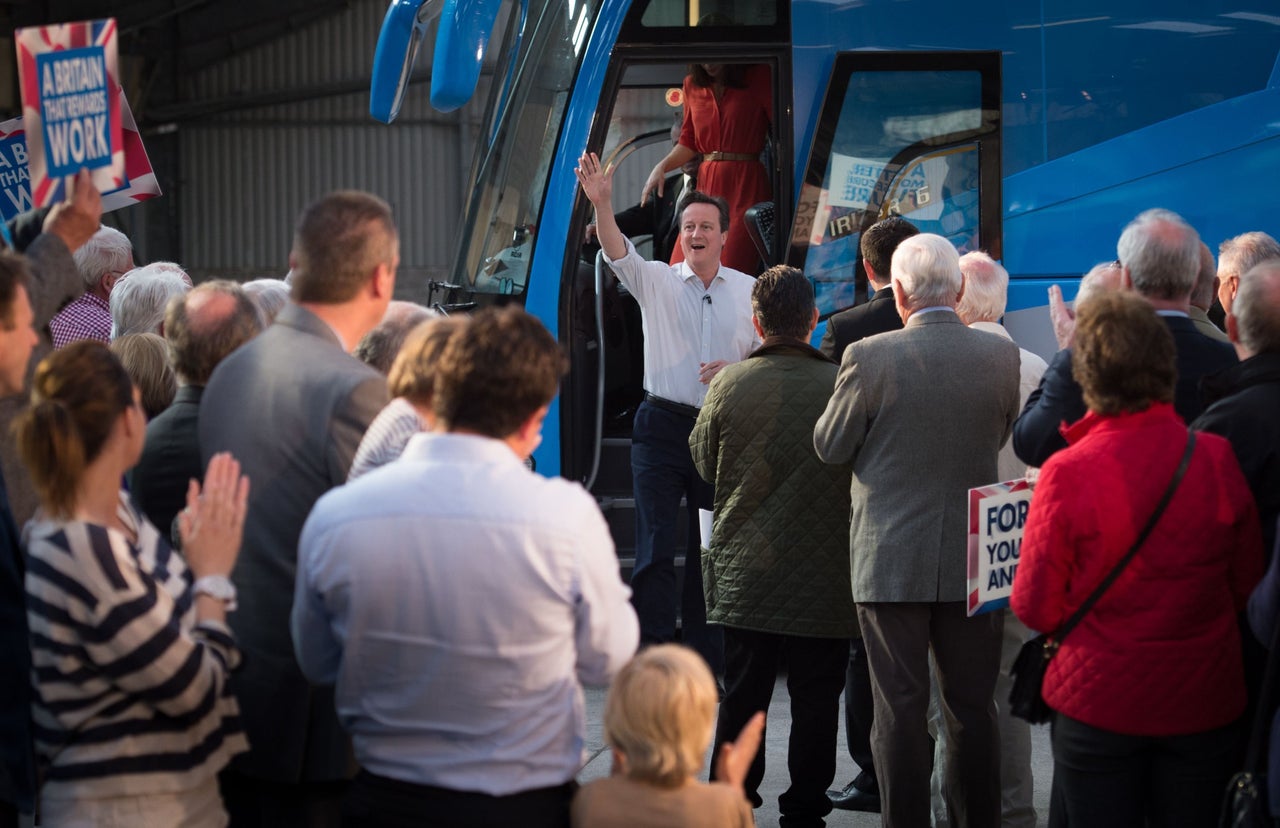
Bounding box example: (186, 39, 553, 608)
(644, 392, 700, 420)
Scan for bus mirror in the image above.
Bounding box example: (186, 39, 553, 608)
(370, 0, 442, 123)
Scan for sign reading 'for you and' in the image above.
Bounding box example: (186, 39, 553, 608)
(14, 18, 124, 207)
(967, 479, 1033, 616)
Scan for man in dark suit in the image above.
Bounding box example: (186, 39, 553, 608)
(819, 216, 919, 361)
(816, 233, 1020, 828)
(0, 254, 40, 828)
(819, 215, 917, 813)
(200, 191, 396, 827)
(0, 170, 103, 528)
(131, 280, 262, 542)
(1014, 209, 1238, 468)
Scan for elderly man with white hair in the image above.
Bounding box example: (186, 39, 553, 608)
(952, 250, 1048, 828)
(49, 225, 132, 348)
(1195, 258, 1280, 590)
(109, 261, 191, 339)
(1218, 231, 1280, 316)
(815, 233, 1020, 828)
(1015, 209, 1237, 467)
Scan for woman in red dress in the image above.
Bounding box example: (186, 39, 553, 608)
(642, 63, 772, 275)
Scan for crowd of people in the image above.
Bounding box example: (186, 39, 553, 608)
(0, 148, 1274, 828)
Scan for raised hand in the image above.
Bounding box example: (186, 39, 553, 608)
(1048, 284, 1075, 349)
(43, 168, 103, 253)
(178, 452, 250, 580)
(574, 151, 613, 209)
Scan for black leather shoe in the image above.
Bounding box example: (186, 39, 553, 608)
(826, 780, 881, 812)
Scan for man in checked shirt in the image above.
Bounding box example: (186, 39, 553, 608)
(577, 150, 758, 674)
(49, 224, 132, 348)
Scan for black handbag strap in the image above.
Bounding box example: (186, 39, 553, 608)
(1054, 431, 1197, 643)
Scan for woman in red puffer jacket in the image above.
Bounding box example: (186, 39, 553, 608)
(1011, 291, 1263, 828)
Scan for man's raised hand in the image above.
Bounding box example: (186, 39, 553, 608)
(574, 151, 613, 208)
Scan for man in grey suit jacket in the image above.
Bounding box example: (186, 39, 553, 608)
(200, 191, 396, 827)
(815, 233, 1020, 828)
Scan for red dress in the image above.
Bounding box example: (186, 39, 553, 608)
(1010, 404, 1263, 736)
(672, 64, 773, 275)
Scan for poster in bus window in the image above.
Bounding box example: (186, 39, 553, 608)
(0, 89, 160, 223)
(14, 18, 124, 208)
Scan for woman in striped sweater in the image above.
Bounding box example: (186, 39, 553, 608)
(17, 341, 250, 827)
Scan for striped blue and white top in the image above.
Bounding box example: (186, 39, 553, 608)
(348, 396, 425, 481)
(23, 494, 248, 803)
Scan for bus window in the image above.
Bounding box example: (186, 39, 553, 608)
(789, 52, 1001, 317)
(639, 0, 778, 27)
(454, 0, 599, 296)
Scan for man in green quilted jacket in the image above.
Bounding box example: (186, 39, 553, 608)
(690, 265, 857, 828)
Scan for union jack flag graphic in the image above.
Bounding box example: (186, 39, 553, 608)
(15, 18, 124, 208)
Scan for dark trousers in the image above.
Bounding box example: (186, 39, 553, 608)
(630, 401, 722, 672)
(1050, 713, 1239, 828)
(0, 801, 16, 828)
(710, 627, 847, 827)
(842, 635, 879, 792)
(342, 769, 573, 828)
(220, 769, 347, 828)
(857, 601, 1003, 828)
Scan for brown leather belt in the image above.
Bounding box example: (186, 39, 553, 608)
(702, 151, 757, 162)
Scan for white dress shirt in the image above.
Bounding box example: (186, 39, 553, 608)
(292, 433, 638, 795)
(605, 239, 758, 408)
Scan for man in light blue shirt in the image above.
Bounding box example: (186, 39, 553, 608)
(292, 306, 639, 828)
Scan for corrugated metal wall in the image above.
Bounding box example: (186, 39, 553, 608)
(177, 0, 486, 303)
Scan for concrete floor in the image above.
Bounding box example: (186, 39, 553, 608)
(578, 678, 1053, 827)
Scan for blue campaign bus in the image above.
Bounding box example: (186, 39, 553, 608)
(371, 0, 1280, 553)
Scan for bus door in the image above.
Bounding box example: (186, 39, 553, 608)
(568, 47, 787, 572)
(787, 51, 1002, 320)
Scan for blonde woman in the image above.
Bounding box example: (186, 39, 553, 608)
(110, 331, 177, 419)
(572, 645, 762, 827)
(348, 316, 468, 480)
(18, 341, 250, 827)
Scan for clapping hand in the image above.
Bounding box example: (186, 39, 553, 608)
(178, 452, 250, 580)
(714, 711, 765, 794)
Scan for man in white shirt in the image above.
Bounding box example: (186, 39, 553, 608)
(292, 306, 638, 828)
(576, 151, 758, 672)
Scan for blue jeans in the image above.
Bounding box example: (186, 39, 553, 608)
(630, 401, 722, 672)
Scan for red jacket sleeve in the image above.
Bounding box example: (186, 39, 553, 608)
(1011, 462, 1077, 634)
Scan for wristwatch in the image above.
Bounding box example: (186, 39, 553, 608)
(193, 575, 238, 611)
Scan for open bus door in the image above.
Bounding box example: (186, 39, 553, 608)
(788, 51, 1003, 320)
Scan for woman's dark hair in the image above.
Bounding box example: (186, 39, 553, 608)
(15, 341, 134, 518)
(689, 63, 749, 89)
(1071, 291, 1175, 416)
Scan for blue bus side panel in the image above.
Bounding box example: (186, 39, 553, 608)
(526, 0, 633, 478)
(789, 0, 1280, 304)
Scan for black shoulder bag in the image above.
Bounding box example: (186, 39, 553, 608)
(1009, 431, 1196, 725)
(1219, 604, 1280, 827)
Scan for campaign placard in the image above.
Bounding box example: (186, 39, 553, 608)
(0, 118, 32, 219)
(14, 18, 124, 208)
(0, 89, 160, 223)
(967, 478, 1033, 616)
